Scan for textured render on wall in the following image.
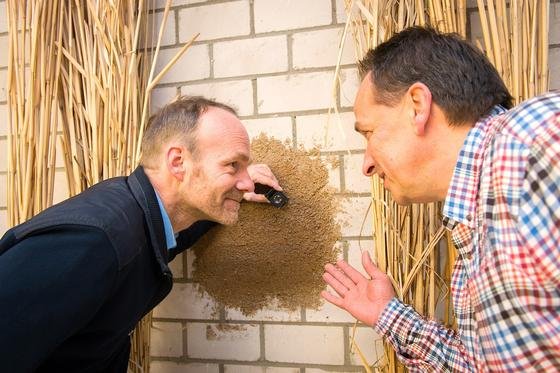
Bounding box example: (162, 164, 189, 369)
(0, 0, 559, 372)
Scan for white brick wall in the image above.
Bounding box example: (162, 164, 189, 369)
(243, 116, 293, 144)
(214, 36, 288, 77)
(551, 3, 560, 44)
(150, 322, 184, 357)
(253, 0, 332, 33)
(264, 325, 345, 364)
(550, 48, 560, 90)
(0, 138, 7, 172)
(306, 299, 356, 323)
(0, 2, 6, 33)
(187, 322, 260, 360)
(0, 104, 7, 136)
(155, 0, 207, 9)
(0, 173, 5, 206)
(153, 283, 219, 319)
(0, 70, 7, 101)
(151, 87, 179, 114)
(52, 170, 69, 204)
(344, 154, 371, 193)
(178, 1, 250, 42)
(337, 197, 373, 237)
(292, 27, 355, 69)
(225, 300, 301, 322)
(224, 366, 299, 373)
(339, 68, 360, 108)
(147, 11, 177, 47)
(257, 71, 333, 113)
(181, 79, 254, 115)
(154, 44, 210, 84)
(150, 361, 219, 373)
(295, 112, 364, 152)
(0, 210, 7, 234)
(168, 252, 184, 278)
(0, 35, 7, 68)
(348, 327, 385, 366)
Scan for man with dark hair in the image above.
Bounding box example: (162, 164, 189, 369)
(322, 26, 560, 371)
(0, 96, 282, 372)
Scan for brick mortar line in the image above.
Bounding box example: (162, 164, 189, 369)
(150, 356, 364, 370)
(259, 323, 266, 361)
(343, 325, 350, 366)
(287, 33, 294, 71)
(153, 63, 357, 87)
(209, 43, 215, 79)
(251, 78, 258, 114)
(249, 0, 255, 36)
(170, 23, 352, 47)
(152, 317, 369, 327)
(182, 320, 189, 358)
(251, 106, 360, 119)
(330, 0, 338, 25)
(338, 154, 346, 192)
(291, 115, 297, 149)
(239, 107, 354, 119)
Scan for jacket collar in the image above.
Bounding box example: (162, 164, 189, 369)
(127, 166, 169, 272)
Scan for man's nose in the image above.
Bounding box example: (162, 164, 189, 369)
(237, 169, 255, 193)
(362, 153, 376, 177)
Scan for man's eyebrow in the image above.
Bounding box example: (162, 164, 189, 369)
(228, 152, 251, 162)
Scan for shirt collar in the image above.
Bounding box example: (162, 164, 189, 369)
(442, 105, 507, 228)
(154, 191, 177, 250)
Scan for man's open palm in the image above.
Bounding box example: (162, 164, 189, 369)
(321, 251, 395, 326)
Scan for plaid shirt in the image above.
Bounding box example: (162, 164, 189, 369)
(375, 91, 560, 372)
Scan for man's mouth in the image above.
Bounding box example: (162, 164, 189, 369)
(225, 192, 243, 203)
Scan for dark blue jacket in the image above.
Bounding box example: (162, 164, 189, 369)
(0, 167, 215, 372)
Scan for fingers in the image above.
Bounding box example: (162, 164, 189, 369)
(361, 251, 382, 279)
(321, 290, 344, 308)
(322, 272, 349, 297)
(248, 164, 282, 191)
(335, 259, 366, 284)
(242, 192, 269, 203)
(324, 263, 356, 290)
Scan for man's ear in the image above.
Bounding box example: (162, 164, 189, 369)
(407, 82, 432, 136)
(166, 145, 187, 181)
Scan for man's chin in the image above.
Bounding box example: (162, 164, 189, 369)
(215, 211, 239, 225)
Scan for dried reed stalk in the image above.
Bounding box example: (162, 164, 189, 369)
(7, 0, 198, 371)
(475, 0, 549, 103)
(339, 1, 466, 371)
(6, 0, 63, 226)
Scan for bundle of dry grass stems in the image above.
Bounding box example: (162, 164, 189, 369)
(336, 0, 549, 372)
(6, 0, 196, 371)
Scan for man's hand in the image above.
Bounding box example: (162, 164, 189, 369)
(243, 163, 283, 203)
(321, 251, 395, 326)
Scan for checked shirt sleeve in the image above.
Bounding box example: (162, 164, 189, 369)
(375, 298, 475, 372)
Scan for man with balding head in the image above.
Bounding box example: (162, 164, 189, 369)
(0, 96, 282, 372)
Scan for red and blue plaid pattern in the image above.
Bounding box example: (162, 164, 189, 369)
(375, 91, 560, 372)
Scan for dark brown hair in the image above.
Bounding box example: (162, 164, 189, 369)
(359, 26, 513, 125)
